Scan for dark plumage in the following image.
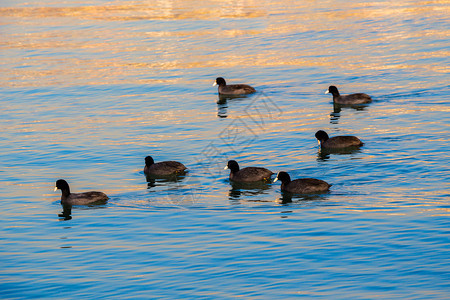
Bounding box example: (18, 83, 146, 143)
(315, 130, 363, 149)
(225, 160, 273, 183)
(213, 77, 256, 95)
(273, 171, 331, 194)
(144, 156, 187, 176)
(54, 179, 108, 205)
(326, 86, 372, 105)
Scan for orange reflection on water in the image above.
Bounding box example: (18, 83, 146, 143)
(0, 1, 266, 20)
(1, 0, 449, 88)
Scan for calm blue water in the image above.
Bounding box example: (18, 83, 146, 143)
(1, 0, 449, 298)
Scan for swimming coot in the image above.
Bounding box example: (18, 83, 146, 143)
(273, 171, 331, 194)
(144, 156, 187, 176)
(315, 130, 363, 149)
(54, 179, 108, 205)
(325, 86, 372, 105)
(224, 160, 273, 183)
(213, 77, 256, 95)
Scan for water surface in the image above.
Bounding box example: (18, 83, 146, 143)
(1, 0, 449, 298)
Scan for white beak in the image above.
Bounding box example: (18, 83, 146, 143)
(324, 89, 329, 94)
(213, 81, 217, 87)
(317, 140, 321, 146)
(273, 177, 278, 183)
(54, 186, 58, 192)
(224, 165, 228, 170)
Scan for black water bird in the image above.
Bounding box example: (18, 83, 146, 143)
(144, 156, 187, 177)
(315, 130, 363, 149)
(273, 171, 331, 194)
(224, 160, 273, 183)
(213, 77, 256, 95)
(325, 85, 372, 105)
(54, 179, 108, 206)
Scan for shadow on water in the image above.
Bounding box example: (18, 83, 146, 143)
(317, 147, 363, 161)
(216, 94, 253, 118)
(329, 102, 371, 124)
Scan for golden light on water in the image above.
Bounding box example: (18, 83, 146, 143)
(1, 0, 448, 87)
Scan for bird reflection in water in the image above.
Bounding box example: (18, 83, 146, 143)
(57, 203, 108, 221)
(228, 181, 271, 201)
(216, 94, 253, 118)
(329, 102, 370, 124)
(317, 147, 363, 161)
(277, 191, 329, 205)
(145, 173, 187, 189)
(58, 204, 72, 220)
